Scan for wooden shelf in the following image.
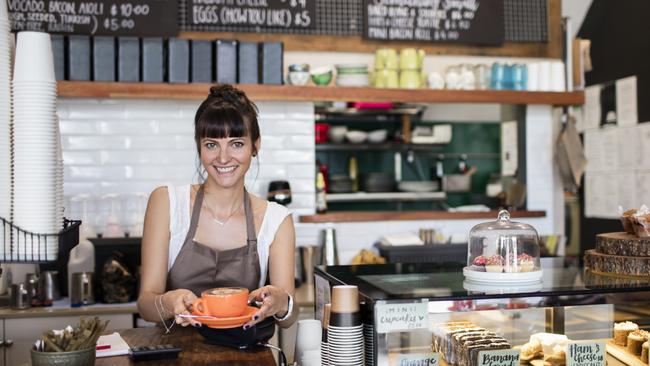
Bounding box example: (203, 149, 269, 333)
(299, 210, 546, 223)
(57, 81, 584, 105)
(327, 191, 447, 203)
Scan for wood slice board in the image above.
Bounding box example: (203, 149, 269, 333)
(584, 250, 650, 277)
(606, 339, 648, 366)
(597, 232, 650, 257)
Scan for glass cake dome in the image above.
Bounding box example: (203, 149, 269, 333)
(463, 210, 542, 284)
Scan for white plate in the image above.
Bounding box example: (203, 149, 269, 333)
(462, 266, 543, 284)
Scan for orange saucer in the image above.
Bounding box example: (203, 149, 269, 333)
(191, 306, 257, 329)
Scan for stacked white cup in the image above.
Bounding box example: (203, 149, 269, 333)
(550, 61, 566, 92)
(0, 0, 13, 257)
(295, 319, 322, 366)
(12, 31, 62, 260)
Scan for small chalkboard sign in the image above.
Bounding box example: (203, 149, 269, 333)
(8, 0, 178, 36)
(566, 341, 606, 366)
(477, 349, 520, 366)
(376, 302, 427, 334)
(393, 353, 438, 366)
(363, 0, 504, 45)
(187, 0, 316, 30)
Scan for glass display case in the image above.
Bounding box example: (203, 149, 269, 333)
(314, 262, 650, 366)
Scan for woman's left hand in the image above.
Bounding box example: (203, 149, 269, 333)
(244, 285, 289, 329)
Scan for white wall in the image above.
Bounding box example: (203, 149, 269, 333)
(562, 0, 593, 37)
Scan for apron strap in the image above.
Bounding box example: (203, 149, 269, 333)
(186, 185, 206, 240)
(243, 188, 257, 247)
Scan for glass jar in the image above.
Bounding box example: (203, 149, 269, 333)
(466, 210, 541, 276)
(444, 65, 461, 90)
(474, 64, 491, 90)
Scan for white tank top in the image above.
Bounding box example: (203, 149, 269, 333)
(166, 184, 291, 288)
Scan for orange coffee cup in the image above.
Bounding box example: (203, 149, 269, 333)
(192, 287, 249, 318)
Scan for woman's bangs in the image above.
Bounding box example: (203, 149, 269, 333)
(197, 107, 249, 139)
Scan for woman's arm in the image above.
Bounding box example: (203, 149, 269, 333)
(136, 186, 199, 326)
(246, 215, 299, 329)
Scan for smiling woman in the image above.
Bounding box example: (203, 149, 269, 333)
(137, 85, 298, 342)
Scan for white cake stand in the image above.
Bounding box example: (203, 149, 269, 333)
(462, 280, 543, 294)
(463, 267, 544, 285)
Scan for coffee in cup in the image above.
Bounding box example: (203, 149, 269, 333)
(192, 287, 249, 318)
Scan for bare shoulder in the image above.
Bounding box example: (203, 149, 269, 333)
(149, 186, 169, 204)
(247, 192, 269, 215)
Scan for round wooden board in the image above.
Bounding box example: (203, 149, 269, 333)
(596, 232, 650, 256)
(584, 249, 650, 278)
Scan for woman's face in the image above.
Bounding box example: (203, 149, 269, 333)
(199, 135, 259, 189)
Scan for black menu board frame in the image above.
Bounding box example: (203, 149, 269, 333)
(8, 0, 178, 36)
(362, 0, 505, 46)
(186, 0, 316, 31)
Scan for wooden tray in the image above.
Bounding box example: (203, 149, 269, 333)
(606, 339, 648, 366)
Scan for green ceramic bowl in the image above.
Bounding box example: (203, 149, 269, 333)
(31, 347, 96, 366)
(310, 67, 333, 86)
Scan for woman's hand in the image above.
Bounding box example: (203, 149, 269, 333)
(161, 289, 201, 327)
(244, 285, 289, 329)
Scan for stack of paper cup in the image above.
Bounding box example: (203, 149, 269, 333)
(0, 0, 12, 258)
(363, 310, 375, 366)
(321, 303, 331, 366)
(12, 31, 60, 260)
(328, 285, 364, 366)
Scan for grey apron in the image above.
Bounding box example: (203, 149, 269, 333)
(166, 185, 261, 296)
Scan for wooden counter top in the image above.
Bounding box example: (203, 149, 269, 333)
(299, 210, 546, 223)
(96, 327, 276, 366)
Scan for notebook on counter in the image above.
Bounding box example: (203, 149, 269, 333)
(96, 332, 131, 358)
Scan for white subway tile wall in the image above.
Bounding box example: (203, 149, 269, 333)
(58, 99, 316, 234)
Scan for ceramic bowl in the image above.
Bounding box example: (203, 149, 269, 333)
(328, 126, 348, 143)
(367, 129, 388, 143)
(288, 71, 310, 86)
(345, 130, 368, 144)
(311, 67, 333, 86)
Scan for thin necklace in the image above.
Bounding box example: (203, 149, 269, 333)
(201, 199, 242, 226)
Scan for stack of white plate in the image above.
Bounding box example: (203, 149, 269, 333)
(12, 31, 61, 260)
(0, 0, 12, 257)
(335, 64, 370, 87)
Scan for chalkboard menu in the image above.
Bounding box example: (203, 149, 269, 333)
(187, 0, 316, 30)
(8, 0, 178, 36)
(363, 0, 505, 46)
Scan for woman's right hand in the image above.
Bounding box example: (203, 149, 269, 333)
(161, 289, 200, 327)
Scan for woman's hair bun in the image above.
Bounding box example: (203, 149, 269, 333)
(208, 84, 246, 105)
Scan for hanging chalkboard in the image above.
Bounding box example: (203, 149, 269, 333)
(8, 0, 178, 36)
(187, 0, 316, 30)
(362, 0, 505, 45)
